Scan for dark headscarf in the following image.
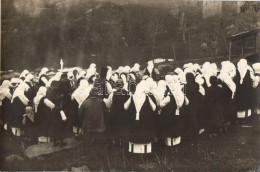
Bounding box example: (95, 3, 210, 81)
(210, 76, 218, 87)
(186, 73, 196, 84)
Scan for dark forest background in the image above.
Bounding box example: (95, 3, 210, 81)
(1, 0, 259, 70)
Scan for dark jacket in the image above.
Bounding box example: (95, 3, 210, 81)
(79, 96, 106, 133)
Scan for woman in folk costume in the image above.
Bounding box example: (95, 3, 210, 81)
(96, 67, 113, 99)
(71, 79, 93, 135)
(124, 80, 157, 152)
(10, 82, 30, 137)
(195, 74, 207, 134)
(252, 63, 260, 114)
(0, 80, 12, 131)
(218, 62, 237, 127)
(38, 67, 49, 87)
(104, 79, 129, 144)
(33, 86, 48, 140)
(143, 60, 160, 81)
(201, 62, 213, 90)
(67, 71, 77, 91)
(76, 70, 87, 86)
(204, 76, 224, 139)
(44, 81, 66, 146)
(86, 63, 97, 80)
(110, 72, 119, 88)
(234, 59, 254, 119)
(24, 73, 38, 103)
(183, 72, 200, 143)
(19, 69, 30, 80)
(160, 76, 187, 146)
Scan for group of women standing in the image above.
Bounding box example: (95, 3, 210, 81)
(0, 59, 259, 150)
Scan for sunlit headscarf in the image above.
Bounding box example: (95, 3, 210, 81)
(72, 79, 92, 107)
(0, 80, 12, 105)
(33, 86, 47, 112)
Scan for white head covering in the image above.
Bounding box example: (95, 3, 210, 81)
(67, 71, 74, 81)
(19, 70, 29, 79)
(33, 86, 47, 112)
(131, 63, 140, 72)
(133, 80, 147, 120)
(86, 63, 97, 79)
(10, 78, 23, 88)
(147, 60, 154, 74)
(48, 72, 63, 86)
(237, 59, 248, 84)
(210, 63, 218, 76)
(167, 77, 185, 110)
(77, 70, 87, 81)
(11, 82, 30, 105)
(195, 75, 205, 96)
(153, 80, 166, 102)
(72, 79, 92, 107)
(24, 73, 34, 83)
(124, 66, 131, 74)
(174, 68, 183, 75)
(117, 66, 124, 74)
(252, 63, 260, 74)
(39, 67, 49, 78)
(0, 80, 12, 105)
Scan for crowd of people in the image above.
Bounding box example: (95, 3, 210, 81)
(0, 59, 259, 152)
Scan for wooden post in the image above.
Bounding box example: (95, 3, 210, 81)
(241, 38, 245, 58)
(228, 41, 232, 61)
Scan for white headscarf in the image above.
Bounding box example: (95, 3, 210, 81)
(39, 67, 49, 78)
(237, 59, 248, 84)
(147, 60, 154, 75)
(19, 70, 29, 79)
(11, 82, 30, 105)
(72, 79, 92, 107)
(0, 80, 12, 106)
(133, 80, 147, 120)
(86, 63, 96, 79)
(124, 66, 131, 74)
(168, 77, 185, 110)
(195, 75, 205, 96)
(252, 63, 260, 74)
(131, 63, 140, 72)
(77, 70, 87, 81)
(153, 80, 166, 102)
(48, 72, 63, 86)
(33, 86, 47, 112)
(24, 73, 34, 83)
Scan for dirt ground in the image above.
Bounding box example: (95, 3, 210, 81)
(0, 114, 260, 171)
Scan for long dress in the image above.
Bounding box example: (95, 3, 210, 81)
(234, 70, 253, 112)
(222, 82, 236, 123)
(34, 98, 50, 137)
(184, 75, 200, 141)
(128, 95, 157, 143)
(204, 85, 223, 133)
(11, 97, 26, 129)
(1, 97, 12, 126)
(108, 89, 129, 140)
(160, 95, 184, 138)
(45, 85, 66, 140)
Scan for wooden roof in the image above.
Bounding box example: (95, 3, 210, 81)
(226, 27, 260, 41)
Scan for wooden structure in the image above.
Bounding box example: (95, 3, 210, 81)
(226, 28, 260, 61)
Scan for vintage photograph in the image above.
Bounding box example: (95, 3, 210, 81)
(0, 0, 260, 171)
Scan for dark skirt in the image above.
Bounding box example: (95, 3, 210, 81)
(49, 107, 67, 139)
(10, 97, 26, 128)
(1, 98, 12, 124)
(128, 120, 155, 143)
